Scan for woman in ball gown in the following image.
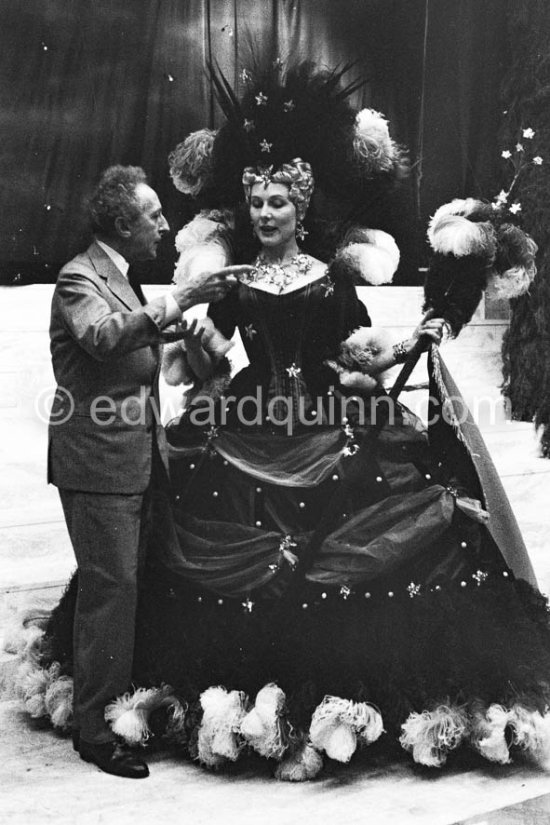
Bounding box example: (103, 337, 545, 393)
(105, 152, 549, 780)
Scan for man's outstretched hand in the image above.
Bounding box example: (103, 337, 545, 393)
(173, 265, 254, 310)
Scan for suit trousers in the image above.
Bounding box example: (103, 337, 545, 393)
(58, 447, 171, 745)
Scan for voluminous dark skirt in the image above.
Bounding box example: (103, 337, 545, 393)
(33, 409, 550, 775)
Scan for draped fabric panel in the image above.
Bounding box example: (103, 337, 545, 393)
(0, 0, 508, 283)
(419, 0, 509, 227)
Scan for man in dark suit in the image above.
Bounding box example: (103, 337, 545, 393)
(48, 165, 246, 778)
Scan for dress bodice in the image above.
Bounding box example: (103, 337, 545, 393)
(208, 270, 371, 420)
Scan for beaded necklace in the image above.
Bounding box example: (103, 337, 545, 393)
(244, 252, 313, 293)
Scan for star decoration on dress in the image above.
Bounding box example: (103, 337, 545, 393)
(243, 119, 255, 132)
(260, 139, 273, 153)
(242, 597, 255, 612)
(343, 444, 359, 457)
(268, 563, 279, 572)
(339, 585, 352, 600)
(472, 570, 489, 586)
(283, 99, 295, 112)
(342, 422, 360, 457)
(279, 535, 298, 569)
(240, 68, 252, 83)
(286, 363, 302, 379)
(244, 324, 257, 340)
(343, 422, 354, 439)
(255, 92, 268, 106)
(407, 582, 421, 598)
(321, 278, 335, 297)
(206, 425, 219, 441)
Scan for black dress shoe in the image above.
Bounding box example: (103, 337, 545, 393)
(78, 739, 149, 779)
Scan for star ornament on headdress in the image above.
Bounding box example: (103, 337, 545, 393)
(243, 119, 255, 133)
(259, 166, 273, 185)
(255, 91, 268, 107)
(283, 100, 295, 112)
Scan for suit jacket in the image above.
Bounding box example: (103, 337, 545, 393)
(48, 241, 171, 494)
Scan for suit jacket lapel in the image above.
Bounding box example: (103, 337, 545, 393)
(88, 241, 142, 311)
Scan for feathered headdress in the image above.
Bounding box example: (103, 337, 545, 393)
(171, 59, 409, 264)
(207, 60, 407, 204)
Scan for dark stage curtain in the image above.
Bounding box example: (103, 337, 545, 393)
(0, 0, 508, 284)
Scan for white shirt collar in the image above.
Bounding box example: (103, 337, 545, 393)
(96, 239, 129, 278)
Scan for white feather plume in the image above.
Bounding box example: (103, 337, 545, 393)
(428, 199, 496, 258)
(240, 683, 288, 760)
(45, 676, 73, 730)
(400, 705, 468, 767)
(339, 233, 400, 285)
(17, 661, 61, 719)
(105, 685, 178, 746)
(470, 703, 511, 764)
(488, 264, 536, 300)
(509, 705, 550, 768)
(197, 686, 248, 767)
(309, 696, 384, 763)
(353, 109, 400, 173)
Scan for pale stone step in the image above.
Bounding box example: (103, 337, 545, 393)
(0, 521, 74, 590)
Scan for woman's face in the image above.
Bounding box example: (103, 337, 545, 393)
(249, 182, 297, 250)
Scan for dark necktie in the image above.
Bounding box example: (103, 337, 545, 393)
(127, 266, 147, 306)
